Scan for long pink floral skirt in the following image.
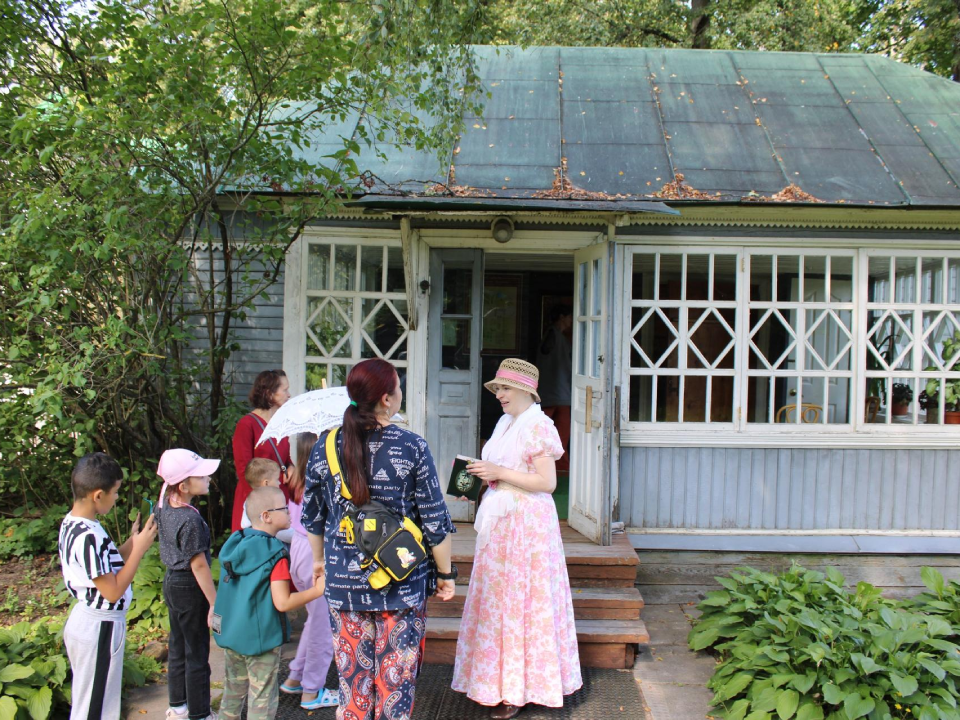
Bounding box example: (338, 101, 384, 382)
(451, 491, 582, 707)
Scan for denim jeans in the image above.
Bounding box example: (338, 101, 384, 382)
(164, 570, 211, 719)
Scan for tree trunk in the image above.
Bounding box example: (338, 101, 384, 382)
(690, 0, 712, 49)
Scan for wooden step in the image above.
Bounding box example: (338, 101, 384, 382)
(427, 585, 644, 620)
(423, 616, 649, 669)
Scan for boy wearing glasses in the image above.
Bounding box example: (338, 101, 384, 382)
(213, 486, 325, 720)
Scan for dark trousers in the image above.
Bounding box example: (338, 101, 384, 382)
(164, 570, 211, 719)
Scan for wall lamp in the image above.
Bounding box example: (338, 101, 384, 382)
(491, 217, 514, 244)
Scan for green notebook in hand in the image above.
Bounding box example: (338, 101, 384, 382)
(446, 455, 482, 502)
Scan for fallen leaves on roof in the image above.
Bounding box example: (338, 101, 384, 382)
(746, 184, 825, 203)
(532, 158, 629, 200)
(647, 173, 714, 200)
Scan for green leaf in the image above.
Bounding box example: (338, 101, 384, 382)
(790, 673, 816, 694)
(0, 697, 18, 720)
(851, 653, 882, 675)
(714, 672, 755, 704)
(919, 706, 939, 720)
(690, 626, 721, 651)
(796, 703, 824, 720)
(890, 673, 919, 697)
(702, 591, 733, 607)
(920, 659, 948, 682)
(843, 693, 875, 720)
(26, 686, 52, 720)
(922, 567, 947, 597)
(826, 567, 845, 586)
(0, 664, 34, 682)
(726, 699, 752, 720)
(777, 690, 800, 720)
(823, 685, 845, 706)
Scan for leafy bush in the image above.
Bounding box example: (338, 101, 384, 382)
(126, 546, 169, 633)
(689, 564, 960, 720)
(908, 568, 960, 631)
(0, 505, 68, 561)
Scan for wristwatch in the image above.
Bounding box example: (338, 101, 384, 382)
(436, 564, 458, 581)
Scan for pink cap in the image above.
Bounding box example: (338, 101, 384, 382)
(157, 449, 220, 507)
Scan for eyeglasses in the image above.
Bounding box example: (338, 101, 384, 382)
(263, 506, 289, 514)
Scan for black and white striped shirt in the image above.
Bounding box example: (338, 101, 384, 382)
(58, 513, 131, 612)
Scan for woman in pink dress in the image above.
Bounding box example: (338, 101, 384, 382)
(452, 358, 582, 719)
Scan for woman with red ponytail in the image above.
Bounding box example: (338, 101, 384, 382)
(300, 359, 456, 720)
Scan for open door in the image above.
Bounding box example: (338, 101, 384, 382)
(426, 249, 483, 522)
(569, 241, 613, 544)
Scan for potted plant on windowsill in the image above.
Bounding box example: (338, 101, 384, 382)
(923, 330, 960, 424)
(891, 382, 913, 416)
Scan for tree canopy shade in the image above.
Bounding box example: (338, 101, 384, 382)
(474, 0, 960, 81)
(0, 0, 482, 525)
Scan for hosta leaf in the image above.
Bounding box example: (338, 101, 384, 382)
(702, 591, 732, 607)
(26, 686, 51, 720)
(777, 690, 800, 720)
(843, 693, 874, 720)
(0, 697, 18, 720)
(754, 688, 781, 714)
(714, 672, 755, 704)
(823, 684, 845, 705)
(725, 699, 751, 720)
(920, 659, 948, 682)
(690, 626, 721, 651)
(927, 640, 960, 653)
(922, 567, 947, 597)
(851, 654, 883, 675)
(717, 577, 739, 591)
(927, 617, 953, 638)
(797, 703, 825, 720)
(890, 672, 919, 697)
(919, 705, 939, 720)
(0, 664, 34, 682)
(791, 673, 816, 694)
(931, 688, 957, 709)
(942, 660, 960, 676)
(745, 712, 772, 720)
(826, 568, 845, 586)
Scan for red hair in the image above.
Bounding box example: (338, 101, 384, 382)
(341, 359, 398, 506)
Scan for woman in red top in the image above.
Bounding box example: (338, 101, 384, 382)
(231, 369, 292, 531)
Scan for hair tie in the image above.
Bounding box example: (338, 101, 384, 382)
(349, 400, 357, 407)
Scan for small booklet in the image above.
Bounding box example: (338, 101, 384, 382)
(446, 455, 482, 501)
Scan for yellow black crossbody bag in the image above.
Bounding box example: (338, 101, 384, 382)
(326, 427, 428, 589)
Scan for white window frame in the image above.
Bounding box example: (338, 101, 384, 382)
(620, 242, 960, 449)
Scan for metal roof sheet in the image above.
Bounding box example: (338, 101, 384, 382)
(294, 46, 960, 207)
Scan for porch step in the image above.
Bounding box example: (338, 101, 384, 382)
(424, 616, 649, 669)
(427, 584, 644, 620)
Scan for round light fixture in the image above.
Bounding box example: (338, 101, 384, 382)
(491, 217, 514, 244)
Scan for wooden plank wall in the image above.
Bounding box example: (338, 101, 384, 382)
(637, 550, 960, 604)
(620, 446, 960, 532)
(185, 249, 285, 399)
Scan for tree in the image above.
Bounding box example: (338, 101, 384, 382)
(0, 0, 482, 526)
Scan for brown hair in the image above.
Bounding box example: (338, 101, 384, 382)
(341, 359, 398, 506)
(245, 458, 281, 488)
(248, 369, 287, 410)
(287, 432, 318, 504)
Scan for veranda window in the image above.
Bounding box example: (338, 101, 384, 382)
(623, 246, 960, 435)
(302, 238, 408, 392)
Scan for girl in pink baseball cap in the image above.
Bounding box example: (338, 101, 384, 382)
(154, 449, 220, 720)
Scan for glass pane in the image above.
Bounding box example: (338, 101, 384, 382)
(802, 377, 827, 423)
(359, 245, 384, 292)
(890, 378, 916, 420)
(305, 364, 329, 391)
(307, 243, 330, 291)
(894, 256, 918, 304)
(306, 298, 351, 357)
(776, 255, 800, 302)
(387, 246, 405, 293)
(868, 255, 892, 303)
(591, 258, 602, 315)
(443, 267, 473, 314)
(711, 376, 734, 422)
(334, 245, 357, 291)
(686, 254, 709, 301)
(922, 311, 960, 370)
(591, 319, 601, 377)
(578, 320, 588, 375)
(331, 363, 351, 387)
(825, 377, 851, 423)
(578, 262, 588, 316)
(656, 375, 679, 422)
(633, 307, 679, 369)
(659, 254, 683, 300)
(804, 255, 827, 299)
(749, 308, 798, 370)
(748, 376, 773, 422)
(683, 376, 707, 422)
(689, 308, 735, 370)
(805, 309, 852, 371)
(751, 255, 773, 302)
(714, 255, 738, 301)
(921, 257, 945, 304)
(748, 376, 799, 423)
(362, 299, 407, 359)
(632, 254, 655, 301)
(831, 255, 854, 290)
(442, 318, 471, 370)
(629, 375, 653, 422)
(949, 259, 960, 304)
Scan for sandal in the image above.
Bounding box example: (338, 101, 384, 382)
(489, 703, 523, 720)
(279, 680, 303, 694)
(301, 689, 339, 709)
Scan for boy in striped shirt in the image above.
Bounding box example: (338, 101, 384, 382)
(58, 452, 157, 720)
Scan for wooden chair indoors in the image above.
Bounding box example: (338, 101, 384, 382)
(775, 403, 823, 423)
(864, 396, 881, 423)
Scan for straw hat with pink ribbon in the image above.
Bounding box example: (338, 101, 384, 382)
(483, 358, 541, 403)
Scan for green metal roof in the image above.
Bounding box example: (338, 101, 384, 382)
(300, 46, 960, 208)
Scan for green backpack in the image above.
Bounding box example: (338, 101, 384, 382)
(212, 528, 290, 656)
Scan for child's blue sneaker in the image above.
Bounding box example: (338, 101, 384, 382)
(279, 680, 303, 694)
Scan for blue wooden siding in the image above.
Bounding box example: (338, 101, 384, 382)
(619, 446, 960, 531)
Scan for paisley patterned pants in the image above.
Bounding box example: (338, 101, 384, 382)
(329, 606, 427, 720)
